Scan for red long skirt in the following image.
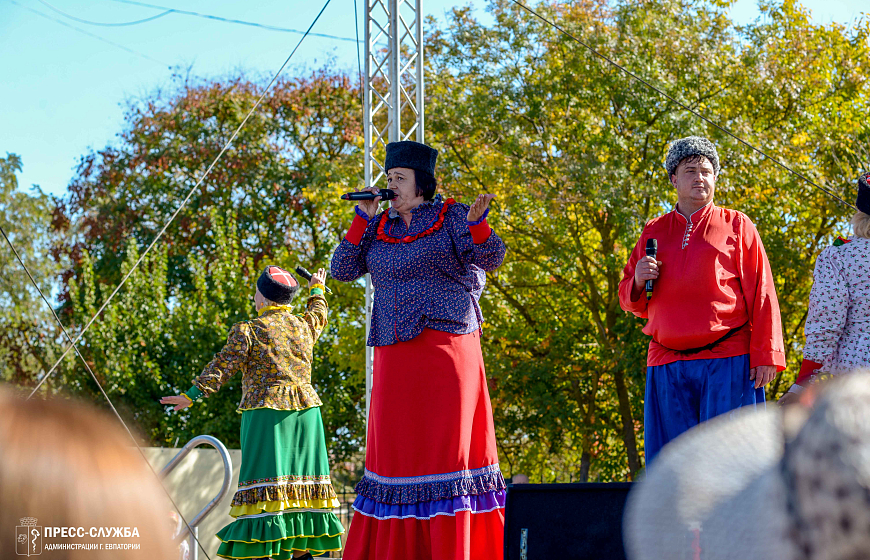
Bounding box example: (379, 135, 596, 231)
(343, 328, 506, 560)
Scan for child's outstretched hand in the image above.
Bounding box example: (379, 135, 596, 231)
(160, 395, 192, 412)
(309, 267, 327, 289)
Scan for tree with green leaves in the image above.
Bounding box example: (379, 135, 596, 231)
(16, 0, 869, 484)
(0, 153, 63, 385)
(426, 0, 869, 480)
(49, 73, 370, 461)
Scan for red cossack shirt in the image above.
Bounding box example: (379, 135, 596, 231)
(618, 203, 786, 369)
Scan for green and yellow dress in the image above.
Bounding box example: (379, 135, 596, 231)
(184, 288, 344, 558)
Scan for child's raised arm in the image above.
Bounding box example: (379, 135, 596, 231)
(160, 323, 252, 412)
(303, 268, 329, 341)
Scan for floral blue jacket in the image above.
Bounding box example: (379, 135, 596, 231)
(330, 196, 506, 346)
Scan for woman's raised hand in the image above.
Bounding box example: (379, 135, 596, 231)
(357, 187, 382, 220)
(467, 194, 496, 222)
(309, 268, 327, 288)
(160, 395, 192, 412)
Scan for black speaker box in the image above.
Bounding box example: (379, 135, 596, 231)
(504, 482, 632, 560)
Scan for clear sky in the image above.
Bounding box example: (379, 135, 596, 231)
(1, 0, 867, 198)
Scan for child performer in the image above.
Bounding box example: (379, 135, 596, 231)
(161, 266, 344, 560)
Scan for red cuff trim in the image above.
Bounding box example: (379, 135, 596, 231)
(345, 214, 368, 246)
(469, 220, 492, 244)
(796, 358, 823, 384)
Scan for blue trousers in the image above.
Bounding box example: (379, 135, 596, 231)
(644, 354, 764, 466)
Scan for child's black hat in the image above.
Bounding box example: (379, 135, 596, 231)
(257, 266, 299, 304)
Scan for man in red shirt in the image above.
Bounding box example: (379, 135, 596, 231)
(619, 136, 786, 465)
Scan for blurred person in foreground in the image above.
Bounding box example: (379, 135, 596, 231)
(0, 387, 176, 559)
(780, 171, 870, 405)
(619, 136, 786, 466)
(625, 370, 870, 560)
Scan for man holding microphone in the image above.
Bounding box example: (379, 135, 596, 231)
(619, 136, 785, 465)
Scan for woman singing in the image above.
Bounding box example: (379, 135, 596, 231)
(331, 141, 507, 560)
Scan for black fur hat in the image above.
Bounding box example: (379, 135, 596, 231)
(384, 141, 438, 176)
(256, 266, 299, 304)
(857, 171, 870, 215)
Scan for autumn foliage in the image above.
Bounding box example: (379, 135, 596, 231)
(3, 0, 869, 482)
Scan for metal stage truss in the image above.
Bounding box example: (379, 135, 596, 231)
(362, 0, 425, 425)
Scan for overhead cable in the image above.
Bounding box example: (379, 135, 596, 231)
(7, 0, 169, 65)
(106, 0, 361, 43)
(29, 0, 336, 399)
(507, 0, 857, 210)
(354, 0, 363, 97)
(0, 224, 213, 560)
(36, 0, 173, 26)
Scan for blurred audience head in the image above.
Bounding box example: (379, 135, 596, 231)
(0, 386, 177, 559)
(626, 370, 870, 560)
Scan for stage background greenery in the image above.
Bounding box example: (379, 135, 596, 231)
(2, 0, 868, 482)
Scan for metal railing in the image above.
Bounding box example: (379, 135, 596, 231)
(161, 435, 233, 560)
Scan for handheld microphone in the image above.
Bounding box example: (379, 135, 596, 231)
(294, 266, 333, 294)
(340, 189, 396, 201)
(645, 238, 657, 301)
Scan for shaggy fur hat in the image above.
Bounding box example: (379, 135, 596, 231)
(665, 136, 721, 177)
(256, 266, 299, 305)
(384, 141, 438, 176)
(857, 171, 870, 215)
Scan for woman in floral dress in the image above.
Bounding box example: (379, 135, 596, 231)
(782, 171, 870, 402)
